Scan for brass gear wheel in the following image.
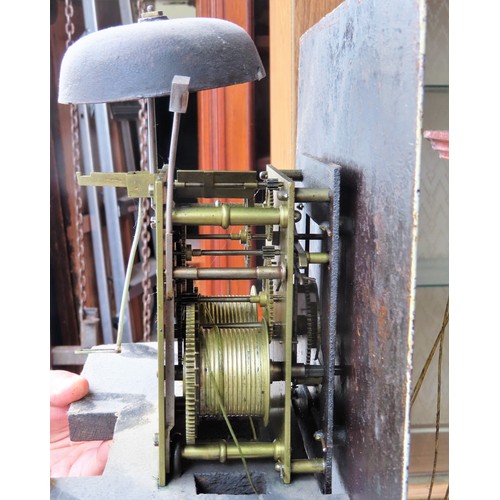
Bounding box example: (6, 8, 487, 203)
(183, 303, 198, 444)
(199, 320, 270, 426)
(264, 187, 275, 242)
(199, 299, 257, 326)
(263, 278, 275, 338)
(295, 277, 320, 364)
(304, 278, 319, 363)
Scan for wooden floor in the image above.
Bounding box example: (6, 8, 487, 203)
(407, 430, 449, 499)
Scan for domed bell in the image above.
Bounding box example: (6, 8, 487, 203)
(58, 14, 266, 104)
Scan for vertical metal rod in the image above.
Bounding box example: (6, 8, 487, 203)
(115, 199, 144, 351)
(78, 105, 113, 343)
(117, 0, 133, 24)
(164, 111, 180, 300)
(94, 106, 133, 343)
(119, 121, 137, 172)
(165, 76, 190, 300)
(147, 97, 158, 174)
(305, 215, 311, 254)
(81, 0, 98, 31)
(154, 178, 166, 486)
(165, 111, 180, 233)
(81, 0, 132, 343)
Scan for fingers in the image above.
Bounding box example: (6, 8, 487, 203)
(50, 370, 89, 407)
(50, 439, 111, 478)
(50, 371, 111, 479)
(50, 405, 71, 442)
(74, 440, 111, 477)
(95, 440, 112, 475)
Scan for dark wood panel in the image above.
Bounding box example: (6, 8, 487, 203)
(296, 0, 425, 497)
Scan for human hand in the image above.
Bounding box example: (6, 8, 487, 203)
(50, 370, 111, 477)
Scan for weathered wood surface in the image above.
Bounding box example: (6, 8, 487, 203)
(296, 0, 426, 498)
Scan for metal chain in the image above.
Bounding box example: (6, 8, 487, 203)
(65, 0, 87, 319)
(136, 0, 142, 20)
(137, 0, 153, 341)
(64, 1, 75, 46)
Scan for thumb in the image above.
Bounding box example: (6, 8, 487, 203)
(50, 370, 89, 407)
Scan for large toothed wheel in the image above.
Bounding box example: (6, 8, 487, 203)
(263, 278, 275, 339)
(183, 303, 198, 444)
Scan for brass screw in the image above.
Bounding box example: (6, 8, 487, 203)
(314, 430, 324, 441)
(274, 463, 284, 479)
(314, 430, 327, 452)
